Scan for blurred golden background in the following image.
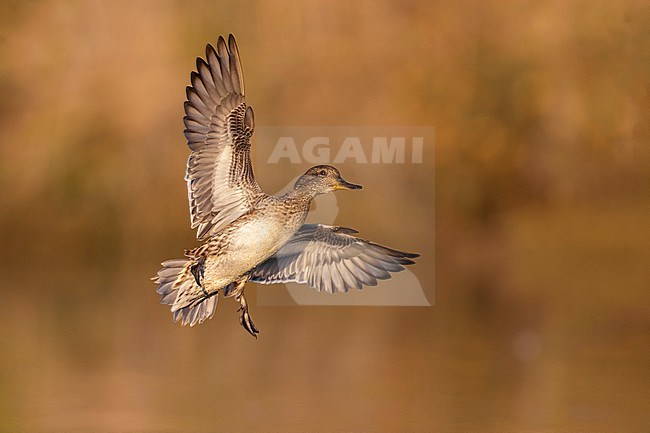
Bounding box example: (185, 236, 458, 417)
(0, 1, 648, 432)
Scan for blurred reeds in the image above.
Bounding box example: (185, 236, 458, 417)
(0, 1, 648, 431)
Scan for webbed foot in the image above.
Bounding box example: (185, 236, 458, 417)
(237, 294, 259, 338)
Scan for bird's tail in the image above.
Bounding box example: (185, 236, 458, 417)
(152, 258, 218, 326)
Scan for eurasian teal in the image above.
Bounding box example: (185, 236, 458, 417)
(154, 35, 418, 337)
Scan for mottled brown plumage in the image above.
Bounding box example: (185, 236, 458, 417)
(153, 35, 418, 337)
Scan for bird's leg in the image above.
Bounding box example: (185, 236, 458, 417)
(190, 256, 209, 298)
(224, 279, 259, 338)
(236, 292, 259, 338)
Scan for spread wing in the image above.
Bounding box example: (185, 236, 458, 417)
(183, 34, 263, 240)
(249, 224, 419, 293)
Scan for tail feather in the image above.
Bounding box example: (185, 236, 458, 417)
(153, 258, 218, 326)
(172, 295, 218, 326)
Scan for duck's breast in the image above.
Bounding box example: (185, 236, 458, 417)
(204, 215, 295, 287)
(229, 216, 288, 257)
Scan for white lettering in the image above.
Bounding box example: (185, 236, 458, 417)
(371, 137, 405, 163)
(411, 137, 423, 163)
(303, 137, 330, 164)
(267, 135, 423, 164)
(334, 137, 367, 163)
(267, 137, 301, 163)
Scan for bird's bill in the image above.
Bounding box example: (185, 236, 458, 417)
(335, 177, 363, 190)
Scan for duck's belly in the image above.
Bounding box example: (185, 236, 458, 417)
(203, 217, 294, 289)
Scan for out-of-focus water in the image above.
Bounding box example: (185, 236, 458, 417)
(1, 199, 648, 433)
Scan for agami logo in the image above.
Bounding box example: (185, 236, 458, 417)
(267, 136, 424, 164)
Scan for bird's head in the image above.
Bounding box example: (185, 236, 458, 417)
(293, 165, 362, 197)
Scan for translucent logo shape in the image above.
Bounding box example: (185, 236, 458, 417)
(257, 174, 431, 306)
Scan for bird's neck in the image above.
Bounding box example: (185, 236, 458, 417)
(284, 187, 317, 206)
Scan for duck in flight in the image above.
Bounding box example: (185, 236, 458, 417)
(154, 35, 418, 337)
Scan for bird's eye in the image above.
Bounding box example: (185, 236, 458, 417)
(318, 170, 327, 176)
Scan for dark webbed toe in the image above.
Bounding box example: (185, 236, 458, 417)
(240, 309, 259, 338)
